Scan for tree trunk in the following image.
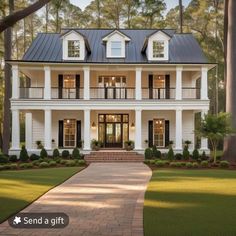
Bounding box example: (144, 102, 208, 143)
(224, 0, 236, 161)
(179, 0, 183, 33)
(96, 0, 101, 28)
(45, 3, 49, 32)
(2, 0, 14, 154)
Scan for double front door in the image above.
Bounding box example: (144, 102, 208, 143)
(98, 114, 129, 148)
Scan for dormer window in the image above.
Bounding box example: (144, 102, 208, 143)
(153, 40, 164, 58)
(68, 40, 80, 57)
(111, 41, 122, 57)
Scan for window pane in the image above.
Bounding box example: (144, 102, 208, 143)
(111, 41, 122, 56)
(68, 40, 80, 57)
(153, 41, 165, 58)
(64, 119, 76, 147)
(153, 119, 165, 147)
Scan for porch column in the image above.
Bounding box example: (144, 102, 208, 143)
(135, 67, 142, 100)
(135, 108, 142, 150)
(11, 109, 20, 149)
(175, 109, 182, 150)
(175, 66, 183, 100)
(200, 110, 208, 150)
(44, 109, 52, 150)
(84, 109, 91, 150)
(83, 66, 90, 100)
(25, 113, 32, 150)
(12, 65, 19, 99)
(44, 66, 51, 99)
(201, 66, 208, 100)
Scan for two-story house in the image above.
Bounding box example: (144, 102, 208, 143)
(8, 29, 214, 155)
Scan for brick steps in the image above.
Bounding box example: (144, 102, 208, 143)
(85, 151, 144, 163)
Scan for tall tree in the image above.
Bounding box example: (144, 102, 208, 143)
(224, 0, 236, 161)
(179, 0, 183, 33)
(2, 0, 14, 154)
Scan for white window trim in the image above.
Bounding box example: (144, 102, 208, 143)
(153, 118, 165, 148)
(110, 41, 122, 57)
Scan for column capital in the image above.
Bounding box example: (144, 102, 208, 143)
(83, 66, 90, 71)
(135, 108, 142, 112)
(12, 64, 18, 70)
(44, 66, 51, 71)
(176, 66, 183, 71)
(201, 66, 208, 72)
(135, 67, 142, 72)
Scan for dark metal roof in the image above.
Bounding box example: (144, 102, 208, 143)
(22, 29, 208, 64)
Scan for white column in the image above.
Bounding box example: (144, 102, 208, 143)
(135, 109, 142, 150)
(201, 66, 208, 100)
(44, 66, 51, 99)
(12, 65, 19, 99)
(25, 113, 32, 150)
(200, 110, 208, 150)
(83, 66, 90, 100)
(44, 109, 52, 150)
(175, 109, 182, 150)
(135, 67, 142, 100)
(11, 109, 20, 149)
(175, 66, 183, 100)
(84, 109, 91, 150)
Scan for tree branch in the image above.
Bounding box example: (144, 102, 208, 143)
(0, 0, 51, 33)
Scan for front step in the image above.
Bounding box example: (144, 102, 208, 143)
(84, 151, 144, 163)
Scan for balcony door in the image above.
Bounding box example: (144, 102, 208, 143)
(98, 76, 126, 99)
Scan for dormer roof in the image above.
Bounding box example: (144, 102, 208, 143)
(102, 30, 131, 42)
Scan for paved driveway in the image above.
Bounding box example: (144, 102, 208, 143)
(0, 163, 151, 236)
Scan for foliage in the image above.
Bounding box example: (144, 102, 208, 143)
(52, 148, 60, 158)
(192, 162, 199, 168)
(29, 154, 40, 161)
(192, 149, 200, 160)
(40, 148, 48, 159)
(195, 113, 234, 163)
(201, 151, 208, 160)
(35, 140, 43, 149)
(39, 162, 49, 168)
(91, 139, 102, 151)
(201, 160, 209, 168)
(167, 148, 174, 161)
(48, 161, 57, 167)
(0, 155, 9, 163)
(61, 150, 70, 159)
(9, 155, 17, 162)
(175, 153, 182, 160)
(65, 160, 76, 167)
(219, 160, 230, 169)
(152, 146, 161, 159)
(144, 148, 153, 159)
(72, 148, 80, 159)
(183, 146, 190, 160)
(186, 162, 193, 168)
(124, 140, 134, 151)
(19, 145, 29, 162)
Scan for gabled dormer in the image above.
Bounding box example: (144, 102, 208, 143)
(102, 30, 131, 58)
(142, 30, 171, 61)
(61, 30, 91, 60)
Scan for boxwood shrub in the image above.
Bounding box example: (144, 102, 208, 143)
(65, 160, 76, 167)
(152, 146, 161, 159)
(30, 154, 40, 161)
(48, 161, 57, 167)
(39, 162, 49, 168)
(0, 155, 9, 164)
(220, 160, 230, 169)
(186, 162, 193, 168)
(201, 160, 209, 168)
(40, 148, 48, 159)
(52, 148, 60, 158)
(192, 162, 199, 168)
(175, 153, 182, 160)
(62, 150, 70, 159)
(72, 148, 81, 159)
(19, 146, 29, 162)
(167, 148, 174, 161)
(144, 148, 153, 159)
(192, 149, 200, 160)
(9, 155, 17, 162)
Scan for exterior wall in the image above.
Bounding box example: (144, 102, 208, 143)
(32, 111, 44, 148)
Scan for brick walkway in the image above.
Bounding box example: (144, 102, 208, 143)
(0, 163, 151, 236)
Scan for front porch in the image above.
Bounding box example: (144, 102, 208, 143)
(10, 109, 208, 155)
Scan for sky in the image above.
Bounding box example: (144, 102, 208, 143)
(70, 0, 192, 12)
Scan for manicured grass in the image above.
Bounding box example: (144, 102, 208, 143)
(0, 167, 83, 223)
(144, 169, 236, 236)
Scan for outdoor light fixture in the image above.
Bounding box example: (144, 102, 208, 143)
(0, 58, 5, 70)
(66, 119, 70, 124)
(131, 122, 135, 128)
(92, 122, 96, 128)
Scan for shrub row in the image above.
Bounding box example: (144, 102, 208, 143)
(144, 160, 230, 169)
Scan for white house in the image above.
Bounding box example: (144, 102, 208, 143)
(8, 28, 214, 155)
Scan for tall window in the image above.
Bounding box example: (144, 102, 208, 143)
(63, 75, 75, 88)
(153, 119, 165, 147)
(68, 40, 80, 57)
(111, 41, 122, 57)
(64, 119, 76, 147)
(153, 41, 165, 58)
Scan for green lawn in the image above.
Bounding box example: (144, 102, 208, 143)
(0, 167, 83, 223)
(144, 169, 236, 236)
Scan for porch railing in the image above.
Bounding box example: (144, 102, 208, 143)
(19, 87, 44, 99)
(90, 87, 135, 99)
(51, 87, 84, 99)
(182, 87, 200, 99)
(142, 88, 176, 99)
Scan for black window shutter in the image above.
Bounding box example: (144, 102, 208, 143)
(76, 120, 81, 148)
(58, 74, 63, 99)
(148, 120, 153, 147)
(148, 74, 153, 99)
(165, 74, 170, 99)
(58, 120, 64, 147)
(165, 120, 170, 147)
(76, 74, 80, 99)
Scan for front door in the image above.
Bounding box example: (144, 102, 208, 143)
(98, 114, 129, 148)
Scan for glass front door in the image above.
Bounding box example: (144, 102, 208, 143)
(98, 114, 129, 148)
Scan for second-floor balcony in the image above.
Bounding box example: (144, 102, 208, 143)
(19, 86, 200, 100)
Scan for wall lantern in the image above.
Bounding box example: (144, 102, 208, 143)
(91, 122, 96, 128)
(131, 122, 135, 128)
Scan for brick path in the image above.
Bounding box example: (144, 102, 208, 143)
(0, 163, 151, 236)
